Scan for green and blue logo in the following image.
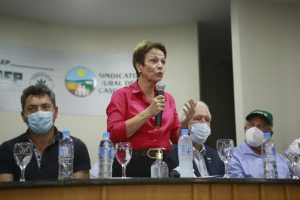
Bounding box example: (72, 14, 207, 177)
(65, 66, 97, 97)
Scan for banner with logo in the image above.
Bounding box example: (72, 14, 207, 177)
(0, 43, 136, 116)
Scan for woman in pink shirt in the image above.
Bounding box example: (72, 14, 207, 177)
(107, 40, 195, 177)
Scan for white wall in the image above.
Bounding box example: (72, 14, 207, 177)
(231, 0, 300, 151)
(0, 15, 199, 164)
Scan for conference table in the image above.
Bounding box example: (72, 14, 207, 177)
(0, 178, 299, 200)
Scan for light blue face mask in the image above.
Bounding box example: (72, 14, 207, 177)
(190, 123, 211, 144)
(28, 111, 54, 135)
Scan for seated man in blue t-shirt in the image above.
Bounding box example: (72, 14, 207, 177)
(171, 101, 224, 177)
(227, 110, 291, 178)
(0, 84, 91, 182)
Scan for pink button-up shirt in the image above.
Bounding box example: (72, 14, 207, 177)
(106, 80, 180, 152)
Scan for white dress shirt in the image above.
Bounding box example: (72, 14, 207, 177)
(193, 145, 209, 177)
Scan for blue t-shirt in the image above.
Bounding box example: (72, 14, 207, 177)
(228, 142, 291, 178)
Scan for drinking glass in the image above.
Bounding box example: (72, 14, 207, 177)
(216, 139, 234, 178)
(14, 142, 33, 182)
(115, 142, 132, 178)
(284, 149, 300, 179)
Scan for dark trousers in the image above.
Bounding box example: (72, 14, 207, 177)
(112, 150, 173, 177)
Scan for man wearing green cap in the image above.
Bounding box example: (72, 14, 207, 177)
(227, 110, 291, 178)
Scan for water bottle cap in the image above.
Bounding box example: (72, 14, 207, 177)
(156, 151, 163, 160)
(264, 132, 271, 140)
(181, 129, 188, 135)
(102, 131, 110, 138)
(62, 130, 70, 136)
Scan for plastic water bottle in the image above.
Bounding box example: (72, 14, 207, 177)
(178, 129, 194, 177)
(98, 132, 114, 178)
(151, 150, 169, 178)
(58, 130, 74, 180)
(262, 132, 278, 178)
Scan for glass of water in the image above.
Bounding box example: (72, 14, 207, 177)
(216, 139, 234, 178)
(14, 142, 33, 182)
(284, 149, 300, 179)
(115, 142, 132, 178)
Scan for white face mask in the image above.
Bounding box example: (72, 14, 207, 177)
(190, 123, 211, 144)
(245, 126, 264, 147)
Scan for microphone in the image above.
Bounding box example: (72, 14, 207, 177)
(154, 81, 166, 126)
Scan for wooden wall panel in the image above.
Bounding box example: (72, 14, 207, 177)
(0, 186, 101, 200)
(192, 184, 210, 200)
(105, 184, 192, 200)
(1, 181, 300, 200)
(260, 185, 286, 200)
(210, 184, 232, 200)
(232, 184, 260, 200)
(285, 185, 300, 200)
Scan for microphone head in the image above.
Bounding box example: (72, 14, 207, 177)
(156, 81, 166, 91)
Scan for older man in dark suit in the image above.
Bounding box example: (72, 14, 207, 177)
(171, 101, 224, 177)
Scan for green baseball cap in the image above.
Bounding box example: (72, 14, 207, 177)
(246, 110, 273, 126)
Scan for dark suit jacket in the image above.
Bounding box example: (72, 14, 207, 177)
(171, 144, 225, 177)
